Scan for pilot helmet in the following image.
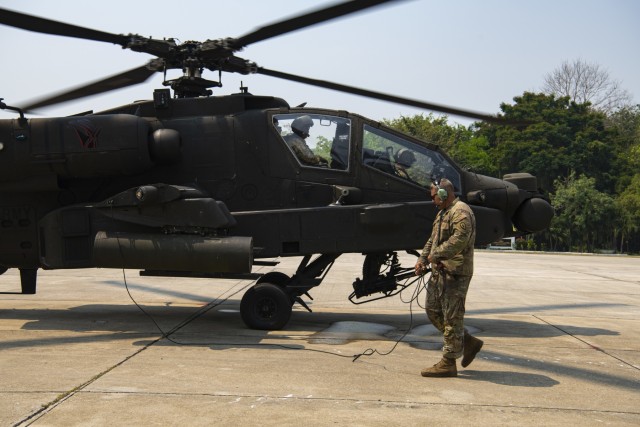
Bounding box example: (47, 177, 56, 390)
(395, 148, 416, 167)
(291, 115, 314, 137)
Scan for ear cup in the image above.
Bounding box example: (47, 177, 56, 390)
(437, 188, 448, 200)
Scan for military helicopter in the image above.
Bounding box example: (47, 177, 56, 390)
(0, 1, 553, 330)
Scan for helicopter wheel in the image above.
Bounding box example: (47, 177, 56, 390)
(240, 283, 293, 330)
(256, 271, 290, 286)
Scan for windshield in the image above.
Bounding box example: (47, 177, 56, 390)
(362, 124, 461, 190)
(274, 113, 351, 170)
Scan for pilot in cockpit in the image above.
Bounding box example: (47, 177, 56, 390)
(283, 115, 328, 167)
(393, 148, 416, 180)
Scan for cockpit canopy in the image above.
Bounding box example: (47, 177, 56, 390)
(273, 113, 461, 191)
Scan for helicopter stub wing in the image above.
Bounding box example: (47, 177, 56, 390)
(37, 184, 252, 274)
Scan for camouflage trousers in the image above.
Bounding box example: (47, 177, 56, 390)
(426, 271, 471, 359)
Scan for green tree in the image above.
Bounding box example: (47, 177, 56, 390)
(549, 174, 616, 252)
(315, 135, 332, 159)
(382, 114, 497, 175)
(475, 92, 614, 192)
(616, 174, 640, 253)
(447, 135, 498, 177)
(382, 114, 462, 151)
(606, 105, 640, 192)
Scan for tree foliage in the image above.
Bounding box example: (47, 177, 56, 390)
(381, 114, 497, 175)
(606, 105, 640, 192)
(616, 174, 640, 253)
(475, 92, 614, 192)
(381, 114, 464, 152)
(549, 174, 616, 252)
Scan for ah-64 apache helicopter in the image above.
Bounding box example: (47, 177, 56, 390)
(0, 0, 553, 330)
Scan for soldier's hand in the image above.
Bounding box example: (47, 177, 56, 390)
(414, 261, 426, 276)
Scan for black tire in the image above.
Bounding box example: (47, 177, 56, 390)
(240, 283, 293, 330)
(256, 272, 290, 286)
(0, 266, 7, 276)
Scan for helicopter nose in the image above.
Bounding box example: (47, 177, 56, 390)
(511, 197, 554, 233)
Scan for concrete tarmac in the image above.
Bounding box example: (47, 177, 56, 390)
(1, 251, 639, 426)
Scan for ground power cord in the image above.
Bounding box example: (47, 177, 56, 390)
(352, 273, 429, 361)
(121, 268, 429, 362)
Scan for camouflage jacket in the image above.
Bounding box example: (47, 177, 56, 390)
(284, 134, 322, 166)
(419, 198, 476, 277)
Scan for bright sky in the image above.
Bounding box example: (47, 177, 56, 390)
(1, 0, 638, 125)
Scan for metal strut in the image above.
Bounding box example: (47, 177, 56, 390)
(286, 253, 341, 312)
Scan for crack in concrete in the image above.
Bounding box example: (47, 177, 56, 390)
(13, 339, 159, 427)
(533, 314, 640, 372)
(557, 266, 640, 285)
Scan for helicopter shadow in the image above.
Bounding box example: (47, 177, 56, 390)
(2, 300, 638, 392)
(2, 299, 623, 345)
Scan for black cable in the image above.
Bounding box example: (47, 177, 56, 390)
(352, 273, 429, 361)
(121, 267, 431, 362)
(121, 268, 252, 345)
(120, 268, 361, 359)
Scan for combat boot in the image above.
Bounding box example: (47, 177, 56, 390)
(462, 331, 483, 368)
(421, 357, 457, 377)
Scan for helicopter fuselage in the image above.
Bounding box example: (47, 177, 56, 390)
(0, 93, 551, 275)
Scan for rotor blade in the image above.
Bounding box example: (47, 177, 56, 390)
(0, 7, 129, 45)
(233, 0, 398, 49)
(257, 67, 506, 124)
(21, 62, 161, 111)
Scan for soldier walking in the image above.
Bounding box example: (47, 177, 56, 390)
(414, 178, 484, 377)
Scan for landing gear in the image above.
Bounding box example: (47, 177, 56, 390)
(240, 272, 295, 329)
(0, 267, 37, 294)
(349, 252, 420, 304)
(239, 252, 422, 329)
(240, 283, 292, 330)
(240, 254, 340, 330)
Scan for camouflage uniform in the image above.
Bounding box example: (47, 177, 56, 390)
(284, 133, 324, 166)
(419, 198, 476, 359)
(394, 164, 410, 180)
